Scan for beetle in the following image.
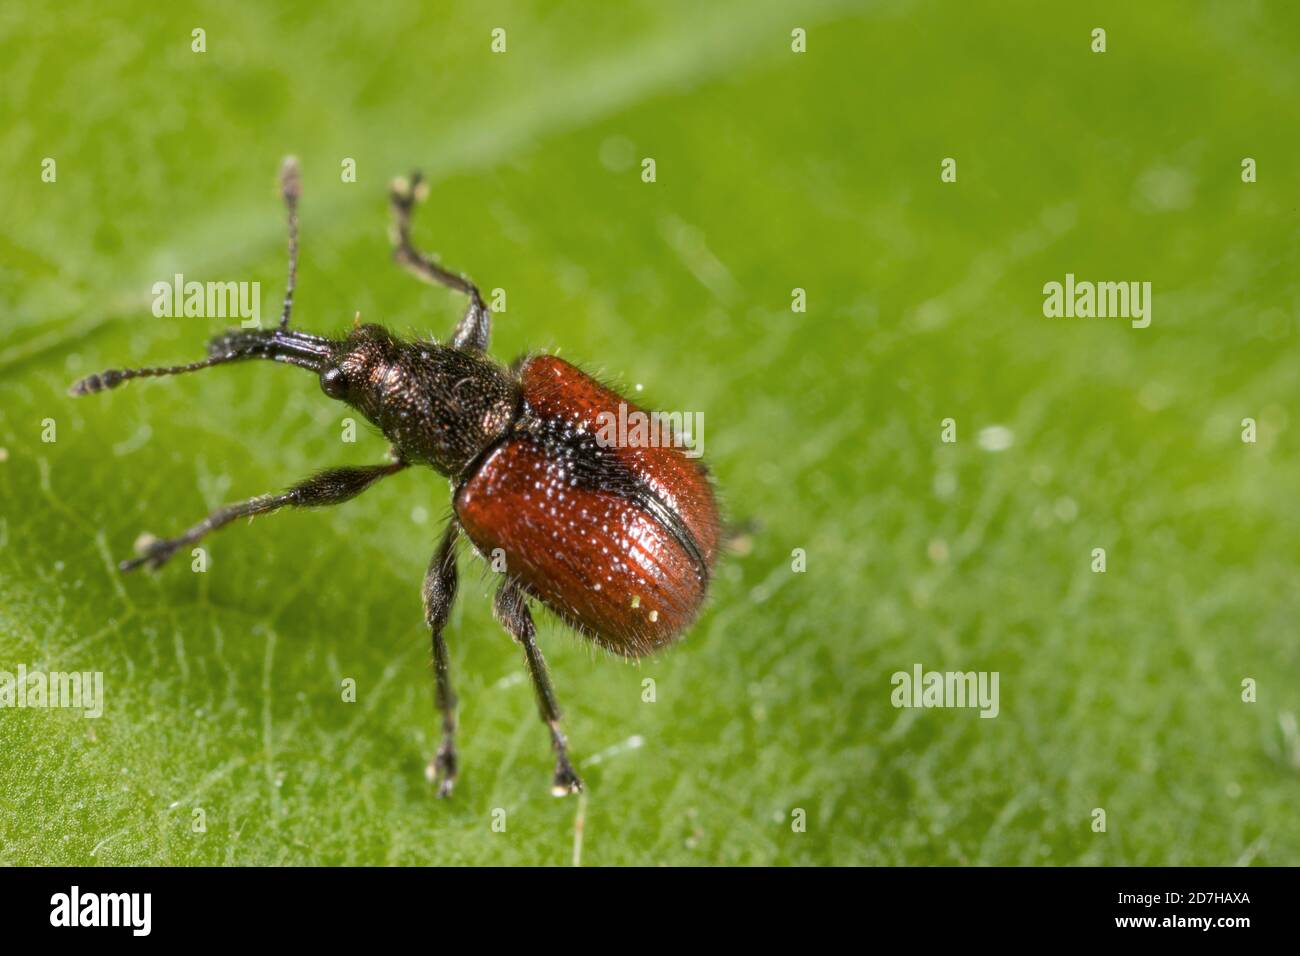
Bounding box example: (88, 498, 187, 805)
(70, 159, 721, 797)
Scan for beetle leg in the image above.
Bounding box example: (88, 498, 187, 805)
(388, 171, 491, 352)
(119, 461, 407, 572)
(448, 300, 491, 352)
(277, 156, 301, 330)
(493, 582, 584, 796)
(422, 519, 461, 797)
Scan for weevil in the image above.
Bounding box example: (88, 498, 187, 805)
(70, 159, 721, 797)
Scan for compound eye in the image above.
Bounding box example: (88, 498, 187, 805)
(320, 365, 348, 399)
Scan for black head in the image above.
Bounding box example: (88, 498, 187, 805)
(319, 323, 518, 476)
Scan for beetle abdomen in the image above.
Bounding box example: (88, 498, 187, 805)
(454, 355, 720, 656)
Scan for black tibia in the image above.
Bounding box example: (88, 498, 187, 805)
(278, 156, 302, 330)
(423, 519, 461, 798)
(449, 296, 491, 353)
(121, 461, 407, 572)
(493, 582, 584, 796)
(388, 171, 491, 352)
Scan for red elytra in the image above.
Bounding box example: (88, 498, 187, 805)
(456, 355, 721, 657)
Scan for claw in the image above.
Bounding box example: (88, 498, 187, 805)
(429, 740, 458, 798)
(120, 533, 181, 573)
(551, 757, 584, 797)
(389, 171, 428, 209)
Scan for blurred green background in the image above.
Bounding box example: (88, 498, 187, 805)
(1, 0, 1298, 865)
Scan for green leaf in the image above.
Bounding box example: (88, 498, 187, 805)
(1, 0, 1298, 865)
